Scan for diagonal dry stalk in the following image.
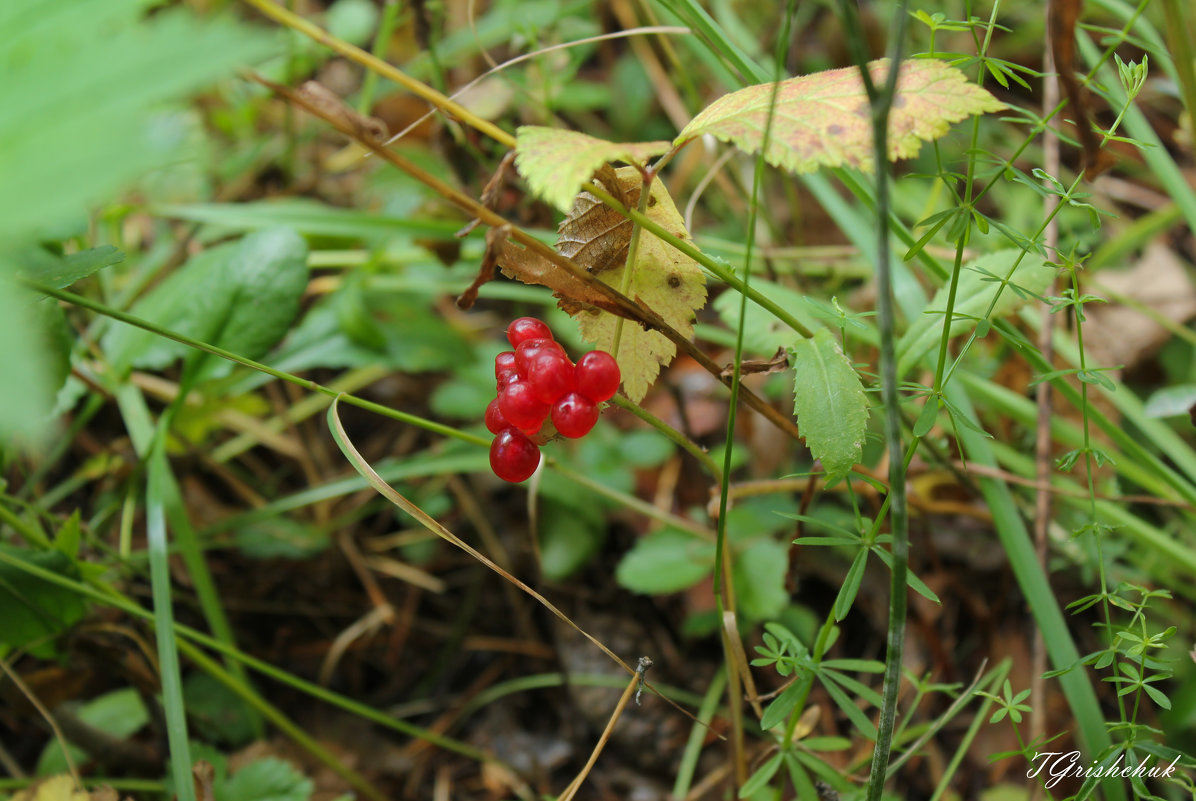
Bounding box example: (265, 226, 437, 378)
(253, 73, 804, 445)
(327, 398, 708, 732)
(556, 666, 645, 801)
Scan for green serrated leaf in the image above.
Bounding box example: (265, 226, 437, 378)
(221, 758, 313, 801)
(514, 126, 671, 213)
(791, 328, 869, 480)
(675, 58, 1005, 175)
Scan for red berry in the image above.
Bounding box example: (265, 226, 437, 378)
(484, 398, 509, 435)
(495, 351, 516, 378)
(514, 339, 564, 377)
(507, 317, 553, 348)
(575, 350, 620, 402)
(551, 392, 599, 439)
(527, 350, 575, 404)
(496, 368, 518, 392)
(490, 428, 541, 482)
(498, 378, 550, 433)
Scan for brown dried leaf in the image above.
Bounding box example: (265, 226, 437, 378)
(562, 168, 707, 402)
(297, 82, 388, 143)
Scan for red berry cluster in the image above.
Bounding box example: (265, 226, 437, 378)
(486, 317, 621, 483)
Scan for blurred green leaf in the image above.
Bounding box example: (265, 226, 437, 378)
(184, 673, 258, 747)
(0, 545, 86, 656)
(0, 277, 72, 447)
(0, 0, 276, 247)
(221, 758, 313, 801)
(20, 245, 124, 289)
(158, 200, 464, 242)
(104, 227, 309, 377)
(616, 528, 714, 594)
(897, 249, 1055, 376)
(35, 687, 149, 776)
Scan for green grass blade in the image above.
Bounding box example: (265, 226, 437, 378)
(942, 383, 1124, 801)
(146, 437, 197, 801)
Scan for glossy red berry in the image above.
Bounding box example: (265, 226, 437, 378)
(484, 398, 509, 435)
(527, 350, 575, 404)
(494, 351, 516, 378)
(496, 368, 518, 392)
(551, 392, 599, 439)
(575, 350, 620, 402)
(489, 428, 541, 482)
(507, 317, 553, 348)
(514, 339, 564, 377)
(498, 378, 550, 434)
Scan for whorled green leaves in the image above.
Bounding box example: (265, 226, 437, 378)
(791, 328, 869, 481)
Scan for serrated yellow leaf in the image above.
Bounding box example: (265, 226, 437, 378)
(676, 58, 1006, 173)
(561, 168, 706, 402)
(515, 126, 671, 213)
(11, 776, 91, 801)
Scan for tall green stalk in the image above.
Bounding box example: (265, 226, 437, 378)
(834, 2, 910, 798)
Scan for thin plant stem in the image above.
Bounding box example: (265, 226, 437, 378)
(611, 170, 654, 360)
(609, 395, 722, 483)
(835, 2, 910, 798)
(356, 0, 401, 115)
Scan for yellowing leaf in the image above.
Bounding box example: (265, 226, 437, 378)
(561, 168, 707, 402)
(11, 776, 92, 801)
(515, 126, 671, 213)
(676, 58, 1006, 173)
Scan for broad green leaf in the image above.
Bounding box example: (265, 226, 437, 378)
(1143, 384, 1196, 418)
(515, 126, 671, 213)
(158, 200, 463, 241)
(616, 527, 714, 594)
(221, 758, 313, 801)
(0, 545, 86, 656)
(0, 0, 275, 247)
(791, 328, 869, 480)
(185, 673, 257, 746)
(712, 278, 821, 355)
(566, 168, 708, 402)
(676, 58, 1005, 174)
(732, 538, 789, 621)
(36, 688, 149, 776)
(104, 227, 309, 376)
(0, 277, 72, 448)
(896, 250, 1056, 377)
(20, 245, 125, 289)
